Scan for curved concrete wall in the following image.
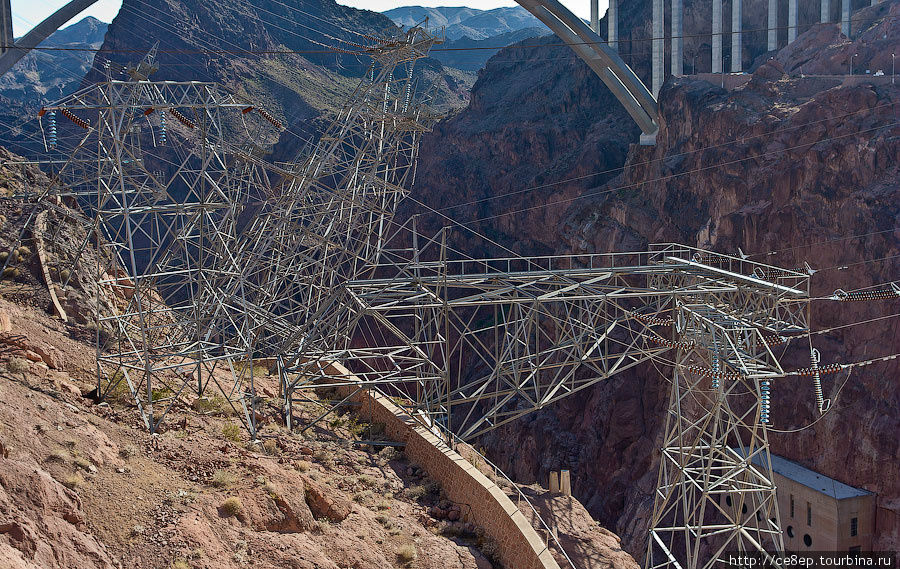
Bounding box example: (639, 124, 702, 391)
(332, 364, 560, 569)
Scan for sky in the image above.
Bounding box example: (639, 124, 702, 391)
(10, 0, 601, 36)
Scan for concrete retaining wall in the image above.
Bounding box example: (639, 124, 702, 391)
(331, 364, 560, 569)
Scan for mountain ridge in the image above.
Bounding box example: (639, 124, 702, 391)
(384, 5, 543, 40)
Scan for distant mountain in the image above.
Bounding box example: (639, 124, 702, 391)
(432, 27, 549, 72)
(384, 6, 543, 40)
(0, 17, 108, 105)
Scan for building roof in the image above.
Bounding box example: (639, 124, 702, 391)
(746, 451, 873, 500)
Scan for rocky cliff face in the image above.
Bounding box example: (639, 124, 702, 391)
(408, 1, 899, 559)
(0, 17, 107, 105)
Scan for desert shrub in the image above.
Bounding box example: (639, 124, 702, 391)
(191, 396, 232, 416)
(6, 357, 30, 374)
(221, 423, 241, 442)
(295, 460, 311, 472)
(353, 490, 373, 504)
(220, 497, 242, 517)
(59, 268, 71, 282)
(169, 560, 190, 569)
(151, 387, 174, 402)
(479, 536, 501, 564)
(119, 444, 138, 459)
(396, 544, 417, 564)
(262, 439, 279, 456)
(375, 514, 390, 525)
(17, 246, 31, 258)
(358, 474, 376, 488)
(63, 474, 84, 489)
(376, 500, 391, 511)
(74, 457, 92, 471)
(211, 469, 237, 489)
(105, 371, 132, 404)
(0, 251, 7, 263)
(404, 484, 427, 500)
(47, 448, 71, 463)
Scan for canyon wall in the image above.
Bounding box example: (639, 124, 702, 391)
(409, 1, 900, 559)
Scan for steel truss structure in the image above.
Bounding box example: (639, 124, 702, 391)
(15, 49, 286, 433)
(212, 25, 442, 364)
(278, 234, 809, 569)
(6, 23, 818, 569)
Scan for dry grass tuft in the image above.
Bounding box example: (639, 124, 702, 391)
(63, 474, 84, 490)
(6, 357, 30, 374)
(119, 444, 138, 459)
(396, 544, 417, 564)
(221, 423, 241, 442)
(47, 448, 71, 463)
(220, 497, 242, 517)
(211, 469, 237, 489)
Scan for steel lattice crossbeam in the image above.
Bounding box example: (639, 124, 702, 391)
(277, 237, 808, 569)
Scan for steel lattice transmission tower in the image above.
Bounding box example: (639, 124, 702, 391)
(23, 47, 285, 434)
(645, 254, 808, 569)
(216, 27, 443, 403)
(277, 239, 808, 569)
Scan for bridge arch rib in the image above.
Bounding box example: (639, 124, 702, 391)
(0, 0, 100, 78)
(514, 0, 660, 138)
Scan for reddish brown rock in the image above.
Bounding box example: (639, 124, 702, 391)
(303, 476, 352, 522)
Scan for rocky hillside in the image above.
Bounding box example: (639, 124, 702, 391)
(406, 0, 899, 560)
(0, 0, 473, 160)
(430, 28, 549, 72)
(0, 17, 108, 105)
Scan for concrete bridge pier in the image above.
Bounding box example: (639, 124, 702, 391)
(732, 0, 743, 72)
(789, 0, 798, 42)
(842, 0, 850, 36)
(1, 0, 12, 55)
(608, 0, 617, 50)
(712, 0, 723, 73)
(671, 0, 683, 76)
(653, 0, 664, 95)
(590, 0, 599, 33)
(821, 0, 830, 22)
(768, 0, 778, 50)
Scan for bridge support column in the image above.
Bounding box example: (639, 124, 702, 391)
(608, 0, 617, 50)
(788, 0, 798, 43)
(768, 0, 777, 51)
(590, 0, 599, 34)
(821, 0, 830, 22)
(653, 0, 664, 95)
(1, 0, 12, 55)
(712, 0, 723, 73)
(732, 0, 743, 72)
(671, 0, 683, 76)
(841, 0, 850, 36)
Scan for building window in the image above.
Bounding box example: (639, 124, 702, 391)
(787, 525, 794, 538)
(807, 502, 812, 526)
(804, 534, 813, 548)
(790, 495, 794, 518)
(851, 517, 858, 537)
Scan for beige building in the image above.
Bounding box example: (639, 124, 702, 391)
(756, 453, 876, 552)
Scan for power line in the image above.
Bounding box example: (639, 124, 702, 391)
(4, 13, 898, 57)
(432, 102, 897, 214)
(456, 121, 897, 224)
